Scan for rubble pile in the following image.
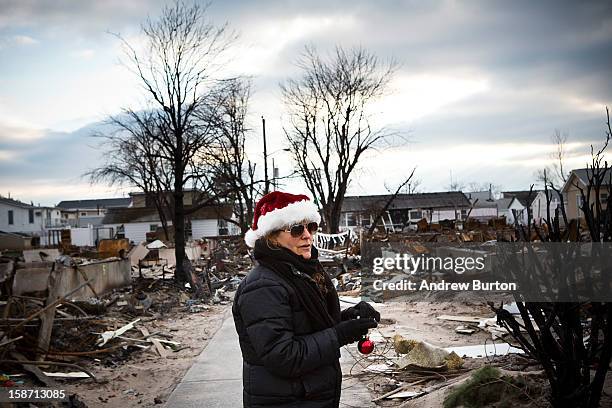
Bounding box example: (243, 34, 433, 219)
(340, 304, 535, 405)
(0, 238, 250, 404)
(366, 217, 518, 244)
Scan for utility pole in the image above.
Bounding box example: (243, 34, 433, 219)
(262, 116, 269, 194)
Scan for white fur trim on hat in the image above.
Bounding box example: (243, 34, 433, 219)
(245, 199, 321, 247)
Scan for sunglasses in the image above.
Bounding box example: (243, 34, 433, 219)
(284, 222, 319, 237)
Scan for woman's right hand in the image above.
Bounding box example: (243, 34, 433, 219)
(341, 301, 381, 322)
(334, 318, 378, 346)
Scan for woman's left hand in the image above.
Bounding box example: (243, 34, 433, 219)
(341, 301, 381, 322)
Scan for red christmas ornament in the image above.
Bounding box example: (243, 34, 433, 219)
(357, 337, 375, 354)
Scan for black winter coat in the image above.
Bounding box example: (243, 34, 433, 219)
(233, 264, 342, 408)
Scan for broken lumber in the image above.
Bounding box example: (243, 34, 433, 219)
(3, 356, 97, 382)
(43, 371, 90, 379)
(76, 266, 98, 298)
(437, 315, 489, 324)
(0, 335, 22, 348)
(37, 265, 62, 360)
(3, 277, 95, 340)
(139, 326, 168, 358)
(9, 351, 58, 387)
(97, 318, 141, 347)
(372, 379, 429, 402)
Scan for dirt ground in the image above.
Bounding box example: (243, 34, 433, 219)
(7, 284, 610, 408)
(59, 304, 229, 407)
(348, 298, 612, 408)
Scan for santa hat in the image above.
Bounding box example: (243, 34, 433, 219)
(245, 191, 321, 247)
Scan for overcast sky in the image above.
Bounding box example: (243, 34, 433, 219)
(0, 0, 611, 206)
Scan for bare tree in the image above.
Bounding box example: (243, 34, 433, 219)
(447, 182, 465, 192)
(537, 129, 570, 189)
(402, 178, 422, 194)
(367, 169, 416, 235)
(89, 1, 236, 284)
(88, 111, 173, 240)
(492, 108, 612, 408)
(552, 129, 570, 185)
(281, 46, 398, 233)
(204, 78, 261, 233)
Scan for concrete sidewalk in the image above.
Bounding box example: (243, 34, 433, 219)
(165, 312, 375, 407)
(165, 310, 242, 407)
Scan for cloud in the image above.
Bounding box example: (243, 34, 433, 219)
(0, 34, 38, 48)
(0, 179, 131, 206)
(0, 122, 45, 142)
(72, 49, 95, 59)
(0, 0, 165, 34)
(0, 0, 610, 202)
(370, 73, 490, 125)
(224, 14, 356, 76)
(0, 121, 118, 204)
(352, 140, 598, 194)
(11, 34, 37, 45)
(0, 149, 15, 161)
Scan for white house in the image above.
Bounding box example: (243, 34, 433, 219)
(502, 191, 560, 226)
(0, 196, 63, 246)
(494, 197, 526, 225)
(465, 191, 498, 221)
(101, 204, 238, 244)
(340, 192, 472, 231)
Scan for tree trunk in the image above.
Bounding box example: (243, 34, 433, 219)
(173, 183, 187, 283)
(329, 205, 342, 233)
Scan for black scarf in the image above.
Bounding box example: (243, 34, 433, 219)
(253, 239, 340, 331)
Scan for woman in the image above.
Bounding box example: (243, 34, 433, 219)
(233, 191, 381, 408)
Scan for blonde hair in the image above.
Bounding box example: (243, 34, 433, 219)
(263, 230, 282, 249)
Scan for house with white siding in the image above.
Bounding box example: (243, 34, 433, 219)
(498, 197, 526, 225)
(340, 192, 471, 231)
(502, 190, 560, 226)
(101, 204, 236, 244)
(465, 191, 499, 221)
(0, 195, 62, 246)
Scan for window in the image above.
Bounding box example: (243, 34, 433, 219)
(361, 215, 371, 227)
(28, 209, 34, 223)
(8, 210, 13, 225)
(576, 194, 583, 213)
(149, 224, 158, 232)
(409, 210, 423, 220)
(345, 212, 357, 227)
(80, 212, 87, 217)
(218, 219, 228, 236)
(601, 192, 609, 203)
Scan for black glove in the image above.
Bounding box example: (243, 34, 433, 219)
(341, 301, 381, 322)
(334, 318, 378, 346)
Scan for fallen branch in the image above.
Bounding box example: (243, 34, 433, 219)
(1, 359, 97, 382)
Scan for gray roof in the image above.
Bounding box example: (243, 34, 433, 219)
(569, 168, 612, 187)
(502, 190, 541, 207)
(495, 198, 515, 210)
(56, 198, 131, 210)
(466, 191, 494, 202)
(342, 192, 471, 213)
(0, 196, 35, 209)
(102, 204, 233, 224)
(471, 199, 499, 209)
